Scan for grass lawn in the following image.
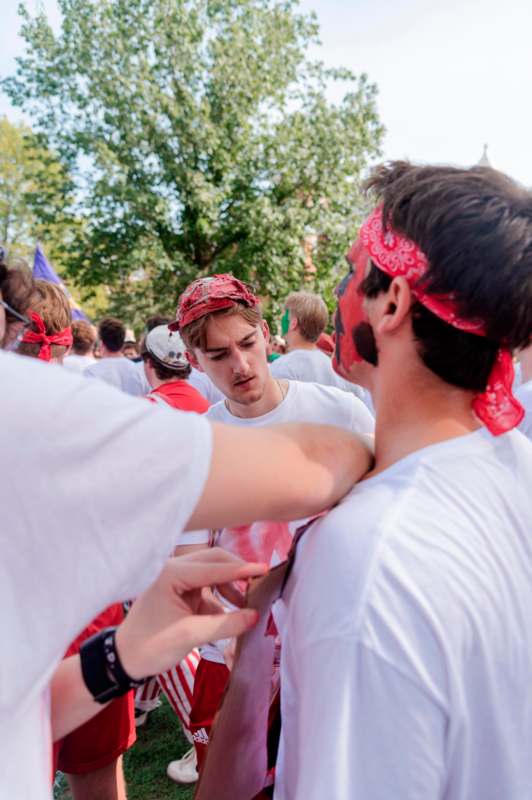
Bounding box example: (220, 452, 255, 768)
(54, 699, 195, 800)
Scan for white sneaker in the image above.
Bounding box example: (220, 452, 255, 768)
(166, 746, 199, 785)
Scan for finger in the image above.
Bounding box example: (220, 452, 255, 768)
(167, 559, 267, 592)
(173, 608, 259, 653)
(173, 548, 246, 566)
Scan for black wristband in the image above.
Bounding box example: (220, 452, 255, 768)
(79, 626, 147, 704)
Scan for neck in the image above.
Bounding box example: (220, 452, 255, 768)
(227, 377, 287, 419)
(370, 368, 481, 477)
(287, 334, 317, 352)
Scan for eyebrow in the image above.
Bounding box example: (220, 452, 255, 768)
(204, 332, 256, 353)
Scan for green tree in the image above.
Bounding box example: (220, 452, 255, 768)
(0, 116, 75, 267)
(4, 0, 384, 325)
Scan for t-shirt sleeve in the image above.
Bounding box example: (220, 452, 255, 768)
(2, 367, 213, 707)
(276, 636, 446, 800)
(347, 395, 375, 437)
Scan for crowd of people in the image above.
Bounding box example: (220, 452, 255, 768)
(2, 160, 532, 800)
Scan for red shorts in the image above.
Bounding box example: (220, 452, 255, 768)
(53, 604, 136, 775)
(189, 658, 230, 770)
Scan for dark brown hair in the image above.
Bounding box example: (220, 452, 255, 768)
(98, 317, 125, 352)
(361, 161, 532, 390)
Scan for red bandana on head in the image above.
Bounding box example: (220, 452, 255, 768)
(357, 205, 523, 436)
(171, 274, 259, 331)
(21, 311, 73, 361)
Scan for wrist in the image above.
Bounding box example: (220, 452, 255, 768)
(80, 627, 147, 704)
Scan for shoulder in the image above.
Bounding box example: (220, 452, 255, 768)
(206, 399, 229, 422)
(289, 380, 374, 434)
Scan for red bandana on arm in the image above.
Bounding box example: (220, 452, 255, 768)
(21, 311, 73, 362)
(171, 274, 259, 330)
(359, 205, 524, 436)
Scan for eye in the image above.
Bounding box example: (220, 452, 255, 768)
(209, 353, 226, 362)
(241, 340, 255, 349)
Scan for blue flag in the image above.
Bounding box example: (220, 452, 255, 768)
(33, 244, 89, 321)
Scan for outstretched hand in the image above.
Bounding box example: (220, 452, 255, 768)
(115, 548, 267, 680)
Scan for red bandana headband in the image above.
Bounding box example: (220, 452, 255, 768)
(359, 205, 524, 436)
(21, 310, 73, 361)
(171, 274, 259, 331)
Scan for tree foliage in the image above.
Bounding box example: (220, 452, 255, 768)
(4, 0, 384, 325)
(0, 115, 77, 270)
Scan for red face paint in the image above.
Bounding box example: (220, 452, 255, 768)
(333, 238, 370, 375)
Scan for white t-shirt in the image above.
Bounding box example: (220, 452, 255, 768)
(63, 353, 96, 374)
(206, 378, 374, 435)
(189, 368, 224, 405)
(0, 352, 212, 800)
(83, 356, 148, 396)
(275, 428, 532, 800)
(270, 348, 369, 405)
(197, 380, 374, 663)
(516, 380, 532, 441)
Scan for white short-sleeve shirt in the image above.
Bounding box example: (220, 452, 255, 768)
(516, 380, 532, 441)
(0, 352, 212, 799)
(275, 428, 532, 800)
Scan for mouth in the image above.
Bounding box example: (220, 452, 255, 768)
(233, 375, 255, 389)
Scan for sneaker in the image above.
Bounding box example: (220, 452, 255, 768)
(166, 746, 198, 785)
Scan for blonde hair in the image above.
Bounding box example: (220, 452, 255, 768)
(285, 291, 328, 343)
(181, 304, 262, 351)
(18, 280, 72, 360)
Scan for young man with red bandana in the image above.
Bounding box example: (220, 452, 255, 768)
(270, 162, 532, 799)
(163, 274, 374, 780)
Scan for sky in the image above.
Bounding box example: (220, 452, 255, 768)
(2, 0, 532, 184)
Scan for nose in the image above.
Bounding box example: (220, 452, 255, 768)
(229, 346, 249, 375)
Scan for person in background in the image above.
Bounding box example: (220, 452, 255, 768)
(122, 331, 140, 361)
(316, 331, 335, 357)
(63, 320, 97, 374)
(17, 280, 73, 364)
(142, 324, 209, 413)
(271, 290, 367, 402)
(83, 317, 147, 396)
(165, 273, 374, 782)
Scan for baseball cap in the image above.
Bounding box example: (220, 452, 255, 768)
(144, 325, 188, 369)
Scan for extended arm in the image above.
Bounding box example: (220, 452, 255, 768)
(186, 422, 372, 531)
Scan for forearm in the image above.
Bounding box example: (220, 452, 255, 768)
(187, 422, 372, 530)
(51, 655, 109, 741)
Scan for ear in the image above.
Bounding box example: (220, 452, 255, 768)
(375, 277, 413, 335)
(261, 319, 270, 342)
(186, 349, 203, 372)
(289, 314, 298, 332)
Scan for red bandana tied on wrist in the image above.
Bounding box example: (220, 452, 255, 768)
(21, 311, 73, 362)
(359, 205, 523, 436)
(171, 274, 259, 330)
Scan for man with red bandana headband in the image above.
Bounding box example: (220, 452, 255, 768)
(209, 162, 532, 800)
(162, 273, 374, 781)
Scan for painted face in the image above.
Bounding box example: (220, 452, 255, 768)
(333, 238, 371, 376)
(194, 312, 270, 406)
